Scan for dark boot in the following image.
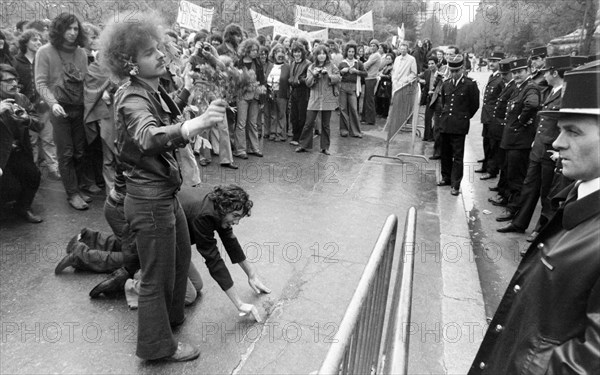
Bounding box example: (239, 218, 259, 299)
(89, 267, 130, 298)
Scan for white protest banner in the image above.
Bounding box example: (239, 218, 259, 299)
(294, 5, 373, 31)
(272, 23, 328, 41)
(250, 8, 327, 41)
(309, 28, 329, 41)
(177, 0, 214, 32)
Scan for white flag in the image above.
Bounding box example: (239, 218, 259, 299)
(398, 23, 405, 42)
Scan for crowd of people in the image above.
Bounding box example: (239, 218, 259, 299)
(1, 10, 598, 370)
(0, 14, 442, 220)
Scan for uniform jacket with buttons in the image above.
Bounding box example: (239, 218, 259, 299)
(439, 75, 480, 135)
(489, 80, 517, 141)
(114, 77, 190, 200)
(481, 71, 505, 125)
(468, 183, 600, 375)
(531, 69, 550, 102)
(529, 89, 562, 162)
(500, 78, 541, 149)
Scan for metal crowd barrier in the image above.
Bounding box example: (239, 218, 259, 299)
(318, 208, 417, 375)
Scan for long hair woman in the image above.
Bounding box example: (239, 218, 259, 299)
(264, 43, 290, 142)
(233, 38, 266, 158)
(288, 41, 311, 146)
(295, 45, 341, 155)
(338, 41, 367, 138)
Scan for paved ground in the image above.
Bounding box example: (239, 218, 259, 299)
(1, 71, 534, 374)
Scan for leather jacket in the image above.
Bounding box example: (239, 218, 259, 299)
(114, 77, 190, 199)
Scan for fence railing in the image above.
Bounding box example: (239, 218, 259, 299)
(318, 208, 417, 375)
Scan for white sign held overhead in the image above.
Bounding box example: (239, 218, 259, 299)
(177, 0, 214, 32)
(294, 5, 373, 31)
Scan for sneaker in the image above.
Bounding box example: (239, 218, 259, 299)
(159, 342, 200, 362)
(289, 141, 299, 146)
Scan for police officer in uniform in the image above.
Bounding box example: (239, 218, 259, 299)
(486, 59, 518, 200)
(477, 51, 505, 177)
(529, 46, 550, 99)
(468, 61, 600, 375)
(495, 58, 540, 221)
(436, 54, 480, 196)
(429, 47, 457, 160)
(498, 56, 572, 234)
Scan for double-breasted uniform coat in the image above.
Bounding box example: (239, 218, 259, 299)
(500, 78, 541, 207)
(480, 72, 505, 171)
(510, 88, 563, 230)
(469, 184, 600, 375)
(439, 75, 480, 188)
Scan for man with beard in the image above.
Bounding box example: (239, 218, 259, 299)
(0, 64, 43, 223)
(35, 13, 91, 210)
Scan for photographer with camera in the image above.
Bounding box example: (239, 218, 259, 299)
(0, 64, 44, 223)
(186, 31, 239, 169)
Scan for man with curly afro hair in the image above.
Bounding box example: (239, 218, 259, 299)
(99, 11, 226, 362)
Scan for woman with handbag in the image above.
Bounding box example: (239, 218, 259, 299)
(295, 45, 341, 155)
(35, 13, 90, 210)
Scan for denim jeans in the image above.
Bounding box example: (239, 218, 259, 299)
(339, 82, 362, 136)
(299, 110, 332, 150)
(50, 106, 86, 196)
(235, 98, 260, 155)
(124, 194, 191, 360)
(269, 97, 287, 140)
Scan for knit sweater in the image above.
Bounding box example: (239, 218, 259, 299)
(34, 43, 88, 107)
